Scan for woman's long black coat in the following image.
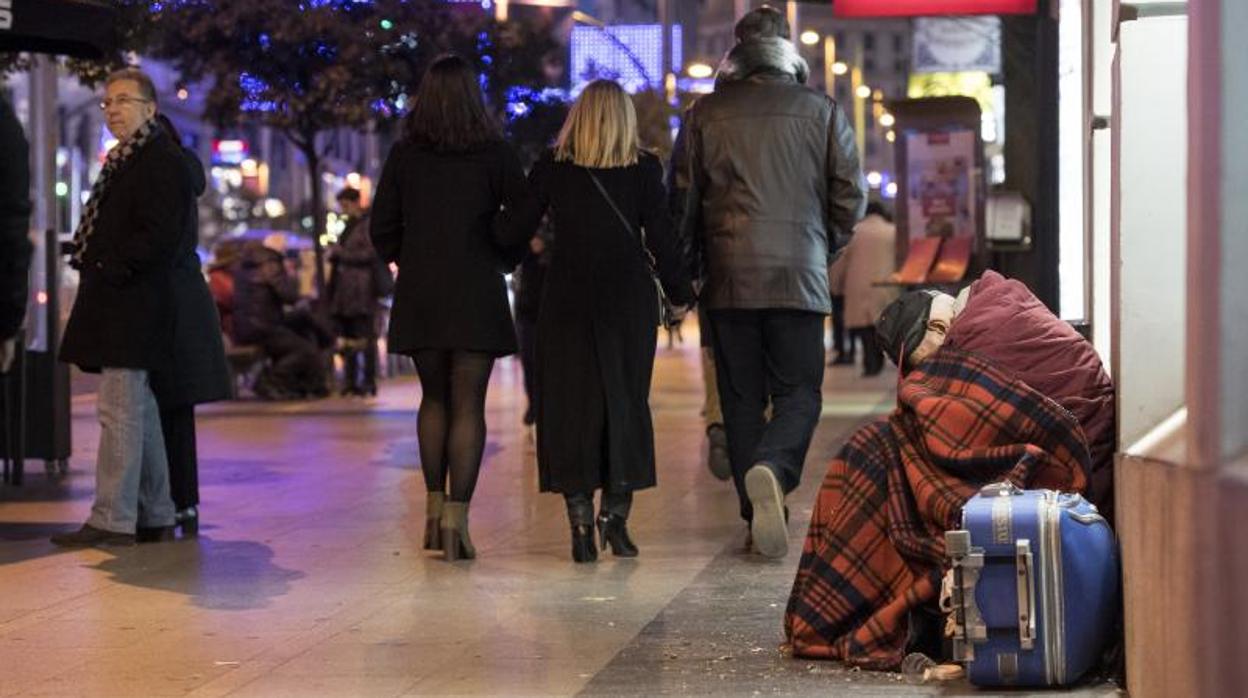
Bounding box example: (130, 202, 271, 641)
(149, 147, 231, 408)
(370, 140, 527, 358)
(501, 150, 693, 495)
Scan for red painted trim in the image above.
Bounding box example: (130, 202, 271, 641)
(1187, 0, 1222, 469)
(834, 0, 1038, 17)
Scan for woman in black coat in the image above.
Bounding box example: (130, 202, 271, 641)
(148, 116, 232, 537)
(370, 55, 528, 562)
(501, 80, 694, 563)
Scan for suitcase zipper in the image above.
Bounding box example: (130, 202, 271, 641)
(1041, 492, 1066, 685)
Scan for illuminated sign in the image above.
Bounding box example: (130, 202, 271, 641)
(213, 139, 249, 165)
(570, 24, 682, 94)
(834, 0, 1038, 17)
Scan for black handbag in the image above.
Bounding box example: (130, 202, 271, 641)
(585, 170, 675, 326)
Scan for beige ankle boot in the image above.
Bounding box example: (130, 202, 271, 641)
(440, 502, 476, 561)
(424, 492, 444, 551)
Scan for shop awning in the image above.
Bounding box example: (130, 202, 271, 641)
(0, 0, 117, 59)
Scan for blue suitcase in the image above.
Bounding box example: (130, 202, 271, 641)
(945, 483, 1119, 687)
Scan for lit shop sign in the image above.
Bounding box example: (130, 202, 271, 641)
(213, 139, 249, 165)
(1, 1, 12, 31)
(834, 0, 1038, 17)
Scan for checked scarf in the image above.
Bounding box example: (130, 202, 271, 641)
(70, 118, 159, 269)
(784, 347, 1090, 670)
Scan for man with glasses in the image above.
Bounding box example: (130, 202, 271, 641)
(52, 68, 193, 547)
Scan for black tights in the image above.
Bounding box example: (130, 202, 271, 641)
(413, 350, 495, 503)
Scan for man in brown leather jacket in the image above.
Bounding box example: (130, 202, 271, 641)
(670, 5, 865, 558)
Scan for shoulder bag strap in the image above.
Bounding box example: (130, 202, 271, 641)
(584, 169, 659, 275)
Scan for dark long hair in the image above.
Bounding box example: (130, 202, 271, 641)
(404, 54, 501, 152)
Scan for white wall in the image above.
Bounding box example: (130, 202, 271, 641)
(1089, 0, 1114, 366)
(1114, 15, 1188, 449)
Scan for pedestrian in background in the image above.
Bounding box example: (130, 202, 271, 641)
(0, 93, 32, 375)
(827, 202, 899, 376)
(501, 79, 694, 563)
(232, 240, 324, 399)
(145, 114, 232, 539)
(371, 54, 528, 561)
(53, 68, 192, 547)
(513, 230, 551, 427)
(669, 6, 865, 558)
(328, 186, 386, 397)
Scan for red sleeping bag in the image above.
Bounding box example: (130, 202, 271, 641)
(944, 271, 1116, 521)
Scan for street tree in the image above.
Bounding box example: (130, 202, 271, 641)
(144, 0, 559, 295)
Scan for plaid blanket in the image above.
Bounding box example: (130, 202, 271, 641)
(784, 347, 1090, 670)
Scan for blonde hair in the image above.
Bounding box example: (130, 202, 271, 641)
(554, 80, 639, 169)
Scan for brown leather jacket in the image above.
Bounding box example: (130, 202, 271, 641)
(670, 37, 866, 313)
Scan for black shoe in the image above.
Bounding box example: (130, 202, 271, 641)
(596, 513, 638, 557)
(705, 424, 731, 481)
(136, 525, 176, 543)
(571, 524, 598, 563)
(175, 507, 199, 538)
(50, 524, 135, 548)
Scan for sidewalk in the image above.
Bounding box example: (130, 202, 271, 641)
(0, 336, 1119, 696)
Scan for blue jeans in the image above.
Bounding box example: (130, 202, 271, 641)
(86, 368, 175, 533)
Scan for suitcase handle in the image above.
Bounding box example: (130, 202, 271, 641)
(979, 481, 1023, 498)
(1016, 539, 1037, 650)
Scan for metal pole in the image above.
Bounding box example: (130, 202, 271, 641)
(28, 56, 58, 236)
(823, 36, 837, 95)
(787, 1, 800, 40)
(851, 64, 867, 160)
(659, 0, 673, 97)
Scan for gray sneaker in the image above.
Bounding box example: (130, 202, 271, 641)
(706, 424, 731, 481)
(50, 524, 136, 548)
(744, 464, 788, 558)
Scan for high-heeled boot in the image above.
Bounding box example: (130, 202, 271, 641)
(424, 492, 444, 551)
(596, 512, 638, 557)
(440, 501, 476, 561)
(566, 495, 597, 563)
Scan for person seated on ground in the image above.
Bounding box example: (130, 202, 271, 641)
(231, 240, 328, 399)
(207, 239, 242, 338)
(784, 270, 1115, 671)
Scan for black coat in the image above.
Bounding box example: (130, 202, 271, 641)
(231, 244, 299, 346)
(370, 140, 527, 357)
(501, 150, 693, 495)
(669, 38, 866, 314)
(60, 128, 191, 372)
(327, 214, 383, 319)
(148, 147, 231, 408)
(0, 95, 32, 342)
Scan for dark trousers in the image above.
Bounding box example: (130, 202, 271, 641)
(337, 314, 378, 390)
(516, 317, 538, 420)
(261, 326, 324, 394)
(853, 326, 885, 375)
(830, 295, 848, 356)
(709, 309, 826, 522)
(160, 404, 198, 511)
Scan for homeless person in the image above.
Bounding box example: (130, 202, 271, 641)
(785, 270, 1116, 669)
